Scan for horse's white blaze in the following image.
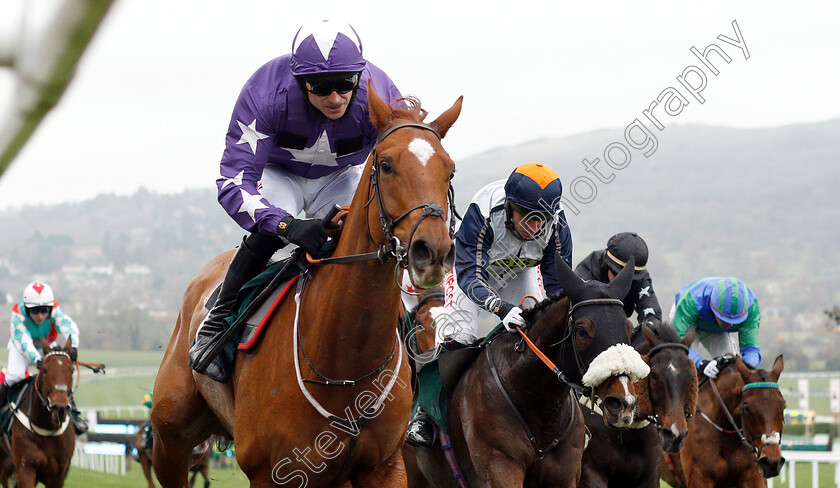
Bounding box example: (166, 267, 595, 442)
(619, 375, 634, 405)
(408, 138, 434, 166)
(670, 423, 680, 437)
(668, 362, 678, 375)
(762, 432, 781, 445)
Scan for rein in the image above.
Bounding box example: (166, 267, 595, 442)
(480, 296, 627, 459)
(13, 350, 75, 437)
(486, 339, 576, 459)
(310, 122, 459, 268)
(699, 377, 780, 459)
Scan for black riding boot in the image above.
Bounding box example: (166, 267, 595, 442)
(189, 236, 271, 382)
(70, 396, 88, 435)
(0, 382, 9, 409)
(405, 407, 435, 447)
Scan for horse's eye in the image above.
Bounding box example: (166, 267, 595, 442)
(449, 171, 455, 181)
(742, 404, 750, 413)
(380, 160, 393, 174)
(650, 370, 659, 381)
(685, 412, 693, 419)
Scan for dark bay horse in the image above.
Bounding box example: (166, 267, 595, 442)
(660, 355, 786, 488)
(579, 323, 698, 488)
(406, 256, 649, 488)
(152, 85, 463, 488)
(10, 340, 76, 488)
(135, 428, 211, 488)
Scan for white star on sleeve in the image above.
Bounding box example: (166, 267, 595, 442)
(643, 308, 656, 317)
(221, 170, 244, 189)
(236, 119, 269, 155)
(237, 189, 268, 222)
(638, 286, 651, 298)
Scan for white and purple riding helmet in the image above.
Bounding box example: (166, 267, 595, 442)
(291, 19, 366, 76)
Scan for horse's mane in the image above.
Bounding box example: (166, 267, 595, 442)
(391, 97, 427, 123)
(521, 293, 567, 325)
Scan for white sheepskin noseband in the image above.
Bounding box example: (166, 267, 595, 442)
(582, 343, 650, 387)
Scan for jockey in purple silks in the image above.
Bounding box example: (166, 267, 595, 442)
(189, 19, 404, 382)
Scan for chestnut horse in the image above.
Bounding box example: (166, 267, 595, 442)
(404, 287, 445, 358)
(10, 340, 76, 488)
(406, 256, 649, 488)
(579, 323, 698, 488)
(134, 427, 211, 488)
(660, 355, 786, 488)
(152, 85, 463, 488)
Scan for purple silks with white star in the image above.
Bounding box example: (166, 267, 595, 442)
(216, 54, 402, 235)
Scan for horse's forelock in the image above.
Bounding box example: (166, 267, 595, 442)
(650, 322, 682, 344)
(391, 97, 427, 124)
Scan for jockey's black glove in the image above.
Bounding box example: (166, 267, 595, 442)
(277, 216, 328, 255)
(69, 347, 78, 362)
(714, 354, 735, 370)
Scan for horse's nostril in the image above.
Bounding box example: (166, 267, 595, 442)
(603, 397, 623, 415)
(409, 240, 432, 266)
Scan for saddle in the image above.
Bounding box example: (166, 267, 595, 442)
(204, 256, 303, 365)
(414, 325, 507, 434)
(0, 377, 36, 451)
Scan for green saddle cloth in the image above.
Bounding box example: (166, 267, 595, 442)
(414, 324, 507, 434)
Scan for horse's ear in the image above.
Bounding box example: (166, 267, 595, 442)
(64, 338, 73, 352)
(607, 256, 634, 299)
(641, 321, 659, 347)
(367, 80, 394, 131)
(770, 354, 784, 381)
(735, 355, 751, 378)
(681, 327, 696, 348)
(554, 252, 585, 300)
(429, 96, 463, 139)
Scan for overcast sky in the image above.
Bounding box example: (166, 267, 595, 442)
(0, 0, 838, 210)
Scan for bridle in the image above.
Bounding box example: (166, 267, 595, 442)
(643, 342, 693, 428)
(551, 298, 626, 395)
(316, 122, 458, 268)
(34, 350, 75, 413)
(292, 122, 457, 488)
(699, 376, 782, 461)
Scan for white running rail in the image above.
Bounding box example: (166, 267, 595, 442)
(768, 450, 840, 488)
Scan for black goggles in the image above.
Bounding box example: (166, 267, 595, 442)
(303, 73, 360, 96)
(509, 201, 552, 223)
(27, 305, 52, 315)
